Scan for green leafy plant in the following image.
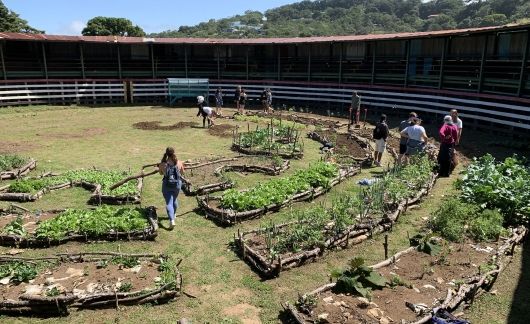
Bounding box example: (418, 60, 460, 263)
(388, 274, 412, 289)
(2, 216, 28, 237)
(469, 209, 506, 242)
(158, 258, 178, 289)
(409, 233, 441, 256)
(0, 262, 38, 283)
(0, 154, 28, 172)
(111, 256, 140, 269)
(457, 154, 530, 226)
(429, 197, 479, 242)
(332, 257, 387, 299)
(117, 281, 133, 292)
(46, 286, 61, 297)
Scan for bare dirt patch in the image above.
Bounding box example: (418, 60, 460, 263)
(313, 130, 369, 158)
(209, 124, 236, 138)
(0, 141, 39, 154)
(222, 303, 261, 324)
(36, 127, 107, 140)
(132, 121, 198, 131)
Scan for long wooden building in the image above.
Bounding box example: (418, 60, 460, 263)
(0, 23, 529, 131)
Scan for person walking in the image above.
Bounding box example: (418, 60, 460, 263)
(397, 112, 417, 165)
(266, 88, 273, 113)
(238, 88, 247, 114)
(159, 147, 184, 229)
(260, 89, 268, 113)
(214, 87, 223, 116)
(372, 114, 389, 167)
(437, 115, 458, 177)
(400, 117, 429, 164)
(349, 91, 361, 127)
(234, 85, 241, 111)
(449, 109, 463, 145)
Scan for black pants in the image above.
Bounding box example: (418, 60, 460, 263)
(201, 112, 210, 127)
(438, 142, 454, 177)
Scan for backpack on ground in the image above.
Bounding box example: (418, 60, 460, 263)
(164, 163, 181, 188)
(373, 122, 387, 140)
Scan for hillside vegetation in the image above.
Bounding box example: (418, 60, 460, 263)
(151, 0, 530, 38)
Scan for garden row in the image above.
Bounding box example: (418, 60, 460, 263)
(198, 161, 361, 226)
(285, 154, 530, 322)
(234, 155, 437, 277)
(0, 252, 182, 315)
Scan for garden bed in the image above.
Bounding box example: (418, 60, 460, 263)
(284, 226, 527, 323)
(308, 130, 373, 166)
(132, 121, 198, 130)
(0, 157, 37, 180)
(181, 156, 290, 196)
(198, 163, 361, 226)
(0, 252, 181, 316)
(231, 123, 304, 159)
(234, 172, 437, 278)
(0, 206, 158, 247)
(0, 170, 142, 205)
(246, 111, 348, 129)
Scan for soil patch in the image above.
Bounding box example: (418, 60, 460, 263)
(312, 130, 369, 158)
(296, 240, 501, 323)
(36, 128, 106, 140)
(0, 141, 39, 154)
(132, 121, 198, 131)
(209, 124, 236, 138)
(222, 303, 261, 324)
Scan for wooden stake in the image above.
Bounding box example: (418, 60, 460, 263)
(384, 234, 389, 259)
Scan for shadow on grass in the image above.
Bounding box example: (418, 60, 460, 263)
(508, 238, 530, 324)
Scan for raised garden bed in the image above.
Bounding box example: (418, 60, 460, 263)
(0, 169, 142, 205)
(234, 169, 437, 278)
(181, 156, 290, 196)
(245, 111, 348, 129)
(198, 162, 361, 226)
(308, 130, 373, 166)
(284, 226, 527, 323)
(0, 206, 158, 247)
(231, 123, 304, 159)
(0, 155, 37, 180)
(0, 252, 181, 316)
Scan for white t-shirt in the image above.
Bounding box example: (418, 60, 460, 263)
(405, 125, 425, 142)
(455, 117, 463, 130)
(202, 107, 213, 116)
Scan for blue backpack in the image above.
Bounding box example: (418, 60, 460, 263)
(164, 163, 181, 188)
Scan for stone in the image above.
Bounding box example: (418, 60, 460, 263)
(0, 277, 11, 285)
(317, 313, 329, 322)
(412, 286, 421, 293)
(367, 308, 384, 319)
(333, 301, 342, 307)
(323, 296, 334, 303)
(490, 289, 498, 295)
(436, 277, 444, 284)
(423, 284, 437, 290)
(24, 284, 43, 295)
(380, 317, 391, 324)
(340, 301, 349, 308)
(344, 312, 351, 319)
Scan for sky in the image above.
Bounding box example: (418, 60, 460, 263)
(3, 0, 302, 35)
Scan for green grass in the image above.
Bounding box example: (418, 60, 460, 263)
(0, 105, 525, 324)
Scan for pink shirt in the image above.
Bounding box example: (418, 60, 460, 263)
(439, 124, 458, 144)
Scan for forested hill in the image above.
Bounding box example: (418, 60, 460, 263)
(151, 0, 530, 38)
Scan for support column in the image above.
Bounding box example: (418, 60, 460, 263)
(477, 35, 489, 93)
(277, 46, 281, 81)
(150, 43, 155, 78)
(338, 43, 343, 84)
(117, 45, 122, 79)
(439, 37, 448, 89)
(184, 46, 188, 78)
(79, 43, 85, 79)
(404, 40, 410, 87)
(371, 42, 376, 85)
(0, 42, 7, 80)
(41, 42, 48, 79)
(246, 47, 249, 80)
(517, 30, 530, 97)
(307, 45, 311, 82)
(216, 46, 221, 79)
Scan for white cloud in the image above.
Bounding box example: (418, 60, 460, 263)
(56, 20, 86, 35)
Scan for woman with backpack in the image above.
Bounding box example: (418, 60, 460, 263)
(238, 89, 247, 114)
(159, 147, 185, 229)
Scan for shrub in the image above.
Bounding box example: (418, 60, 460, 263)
(469, 209, 506, 242)
(429, 197, 479, 242)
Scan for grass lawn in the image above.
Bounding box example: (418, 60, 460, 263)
(0, 105, 527, 324)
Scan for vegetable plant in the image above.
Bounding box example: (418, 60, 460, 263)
(0, 154, 28, 172)
(332, 257, 387, 299)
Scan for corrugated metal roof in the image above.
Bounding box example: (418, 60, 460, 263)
(0, 23, 528, 45)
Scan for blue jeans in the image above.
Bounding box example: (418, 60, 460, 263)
(162, 184, 180, 221)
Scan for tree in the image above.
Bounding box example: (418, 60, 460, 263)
(0, 0, 43, 33)
(82, 17, 145, 37)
